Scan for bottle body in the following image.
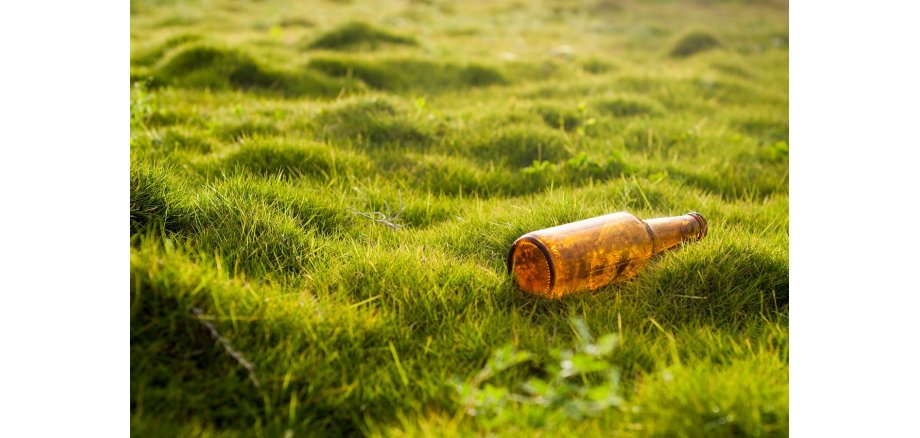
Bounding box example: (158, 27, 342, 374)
(507, 211, 707, 298)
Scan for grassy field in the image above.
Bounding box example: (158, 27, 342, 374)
(130, 0, 788, 435)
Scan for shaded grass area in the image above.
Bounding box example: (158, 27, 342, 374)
(131, 0, 788, 436)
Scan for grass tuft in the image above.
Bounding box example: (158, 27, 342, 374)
(130, 156, 192, 234)
(312, 96, 435, 148)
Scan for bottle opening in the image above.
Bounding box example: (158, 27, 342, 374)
(507, 237, 555, 296)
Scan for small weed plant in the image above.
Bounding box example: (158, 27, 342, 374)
(455, 318, 622, 431)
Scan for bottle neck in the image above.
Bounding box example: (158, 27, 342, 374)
(643, 212, 708, 255)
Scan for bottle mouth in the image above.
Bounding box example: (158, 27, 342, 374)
(507, 236, 555, 297)
(685, 211, 708, 240)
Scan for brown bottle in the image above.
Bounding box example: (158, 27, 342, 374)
(507, 211, 708, 298)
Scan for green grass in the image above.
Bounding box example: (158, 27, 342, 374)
(131, 0, 788, 435)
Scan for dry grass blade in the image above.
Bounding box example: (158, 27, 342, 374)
(350, 199, 405, 230)
(191, 306, 261, 390)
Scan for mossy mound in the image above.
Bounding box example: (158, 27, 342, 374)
(311, 96, 436, 148)
(670, 31, 722, 58)
(305, 21, 417, 51)
(153, 44, 346, 96)
(214, 140, 373, 179)
(470, 124, 571, 168)
(131, 33, 204, 66)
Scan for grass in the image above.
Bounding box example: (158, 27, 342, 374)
(130, 0, 788, 436)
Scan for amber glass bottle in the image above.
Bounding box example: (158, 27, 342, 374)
(507, 212, 707, 298)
